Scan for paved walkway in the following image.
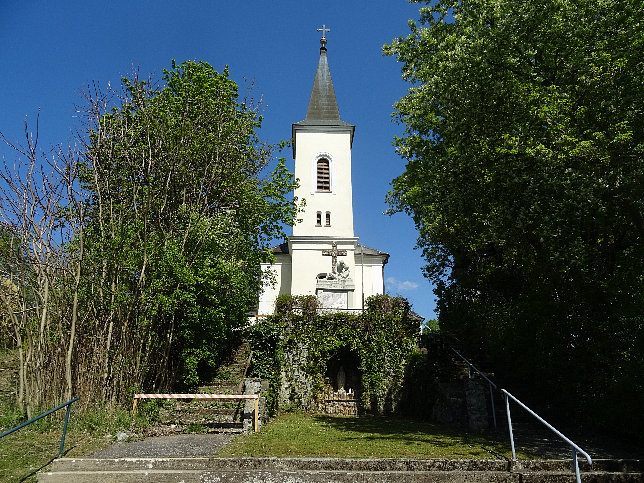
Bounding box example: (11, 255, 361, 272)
(89, 422, 642, 461)
(91, 433, 240, 458)
(506, 416, 644, 460)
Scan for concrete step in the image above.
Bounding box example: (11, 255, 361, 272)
(211, 341, 252, 381)
(154, 397, 245, 418)
(39, 457, 644, 482)
(198, 382, 244, 393)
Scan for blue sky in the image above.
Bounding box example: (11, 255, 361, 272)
(0, 1, 437, 321)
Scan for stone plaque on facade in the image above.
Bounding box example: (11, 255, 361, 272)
(316, 278, 355, 291)
(319, 290, 348, 309)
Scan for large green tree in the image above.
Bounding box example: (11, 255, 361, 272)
(1, 60, 299, 412)
(75, 60, 300, 398)
(385, 0, 643, 434)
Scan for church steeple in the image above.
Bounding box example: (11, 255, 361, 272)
(305, 32, 342, 122)
(292, 29, 356, 239)
(255, 27, 390, 316)
(293, 30, 354, 156)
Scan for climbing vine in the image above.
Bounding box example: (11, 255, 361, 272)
(247, 294, 420, 415)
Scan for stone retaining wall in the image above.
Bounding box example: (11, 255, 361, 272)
(242, 378, 269, 432)
(317, 388, 359, 416)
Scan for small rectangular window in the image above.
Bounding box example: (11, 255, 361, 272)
(316, 211, 322, 226)
(325, 211, 331, 227)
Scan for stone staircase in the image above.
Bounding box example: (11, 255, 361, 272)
(487, 389, 644, 462)
(144, 341, 254, 433)
(443, 353, 643, 463)
(38, 457, 644, 482)
(155, 383, 245, 431)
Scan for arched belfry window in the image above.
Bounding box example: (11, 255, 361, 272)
(316, 158, 331, 192)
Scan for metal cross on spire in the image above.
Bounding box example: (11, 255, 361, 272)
(317, 24, 330, 47)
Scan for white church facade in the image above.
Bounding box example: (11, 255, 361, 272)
(257, 31, 389, 314)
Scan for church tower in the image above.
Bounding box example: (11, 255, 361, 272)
(292, 28, 355, 239)
(257, 28, 389, 314)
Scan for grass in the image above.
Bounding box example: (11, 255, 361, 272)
(0, 346, 133, 483)
(0, 398, 173, 482)
(0, 408, 531, 482)
(218, 412, 529, 460)
(0, 425, 111, 482)
(0, 404, 140, 482)
(0, 403, 172, 483)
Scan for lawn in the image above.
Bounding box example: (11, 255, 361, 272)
(0, 411, 528, 481)
(0, 427, 110, 482)
(218, 412, 524, 460)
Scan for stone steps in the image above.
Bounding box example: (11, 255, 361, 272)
(39, 457, 644, 482)
(198, 382, 245, 393)
(134, 340, 256, 432)
(152, 399, 246, 427)
(212, 340, 252, 385)
(490, 401, 643, 461)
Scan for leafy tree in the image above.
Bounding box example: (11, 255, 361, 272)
(0, 60, 298, 413)
(73, 60, 300, 399)
(385, 0, 644, 434)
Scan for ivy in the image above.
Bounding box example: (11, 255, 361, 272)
(248, 294, 420, 415)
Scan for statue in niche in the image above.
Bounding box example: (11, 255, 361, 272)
(336, 365, 346, 391)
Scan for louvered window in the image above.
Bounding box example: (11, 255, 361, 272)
(316, 159, 331, 192)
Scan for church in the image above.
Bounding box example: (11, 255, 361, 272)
(257, 29, 389, 314)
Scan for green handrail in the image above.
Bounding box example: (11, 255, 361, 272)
(0, 397, 80, 457)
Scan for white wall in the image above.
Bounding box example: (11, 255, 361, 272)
(293, 128, 354, 238)
(258, 256, 291, 315)
(289, 236, 357, 298)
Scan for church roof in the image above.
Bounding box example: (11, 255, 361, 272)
(268, 242, 389, 264)
(292, 41, 355, 156)
(298, 46, 350, 126)
(270, 242, 289, 254)
(355, 244, 389, 258)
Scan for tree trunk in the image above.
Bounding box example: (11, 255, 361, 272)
(65, 226, 83, 401)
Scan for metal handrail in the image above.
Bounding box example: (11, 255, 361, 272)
(451, 348, 498, 389)
(0, 397, 80, 458)
(502, 389, 592, 483)
(451, 348, 498, 429)
(449, 349, 592, 482)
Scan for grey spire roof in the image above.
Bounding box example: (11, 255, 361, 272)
(294, 46, 354, 128)
(292, 44, 355, 156)
(305, 47, 341, 122)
